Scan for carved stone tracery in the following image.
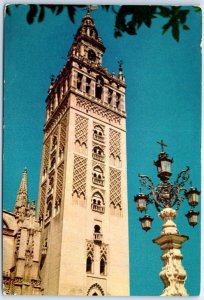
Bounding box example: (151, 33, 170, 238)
(109, 167, 122, 209)
(109, 129, 121, 159)
(76, 96, 122, 124)
(72, 155, 87, 198)
(75, 114, 88, 147)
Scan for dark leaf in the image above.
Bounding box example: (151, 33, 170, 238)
(67, 6, 76, 23)
(172, 21, 179, 41)
(194, 6, 201, 12)
(158, 6, 171, 17)
(101, 5, 110, 11)
(178, 9, 189, 24)
(5, 6, 11, 16)
(162, 21, 171, 34)
(56, 6, 63, 16)
(183, 24, 190, 30)
(144, 18, 151, 28)
(27, 5, 38, 24)
(126, 20, 137, 35)
(38, 5, 45, 23)
(44, 5, 57, 13)
(114, 30, 122, 38)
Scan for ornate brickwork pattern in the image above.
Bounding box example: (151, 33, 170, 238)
(43, 137, 51, 171)
(60, 114, 67, 152)
(109, 129, 121, 158)
(39, 183, 47, 218)
(75, 114, 88, 146)
(76, 96, 122, 124)
(109, 167, 122, 209)
(100, 243, 108, 260)
(87, 240, 94, 258)
(72, 155, 87, 197)
(56, 163, 64, 204)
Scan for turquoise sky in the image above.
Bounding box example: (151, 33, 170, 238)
(3, 5, 201, 296)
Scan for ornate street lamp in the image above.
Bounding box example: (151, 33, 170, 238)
(134, 140, 200, 296)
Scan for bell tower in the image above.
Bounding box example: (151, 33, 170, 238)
(38, 11, 129, 296)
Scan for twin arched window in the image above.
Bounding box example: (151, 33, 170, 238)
(93, 125, 104, 143)
(91, 192, 105, 213)
(93, 166, 104, 186)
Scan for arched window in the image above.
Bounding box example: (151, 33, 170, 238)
(95, 77, 103, 100)
(91, 192, 105, 213)
(88, 49, 96, 61)
(92, 166, 104, 186)
(100, 258, 106, 275)
(108, 89, 113, 104)
(92, 146, 104, 162)
(94, 225, 101, 233)
(86, 77, 91, 94)
(86, 256, 93, 273)
(93, 125, 104, 142)
(77, 73, 83, 90)
(93, 224, 103, 242)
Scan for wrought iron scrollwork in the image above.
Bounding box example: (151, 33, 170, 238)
(138, 166, 191, 211)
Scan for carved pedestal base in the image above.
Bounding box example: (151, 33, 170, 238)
(153, 208, 189, 296)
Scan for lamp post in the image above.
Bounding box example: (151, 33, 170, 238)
(134, 140, 200, 296)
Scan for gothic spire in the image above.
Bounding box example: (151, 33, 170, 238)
(14, 167, 28, 209)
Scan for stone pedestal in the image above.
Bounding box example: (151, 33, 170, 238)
(153, 208, 189, 296)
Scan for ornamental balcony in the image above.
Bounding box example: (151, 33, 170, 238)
(92, 153, 105, 162)
(93, 133, 104, 143)
(93, 233, 103, 243)
(92, 177, 104, 186)
(91, 203, 105, 213)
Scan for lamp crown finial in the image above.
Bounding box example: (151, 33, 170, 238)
(157, 139, 167, 152)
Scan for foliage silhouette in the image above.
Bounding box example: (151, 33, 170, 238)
(5, 5, 201, 42)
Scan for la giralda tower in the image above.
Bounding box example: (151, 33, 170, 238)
(38, 10, 129, 296)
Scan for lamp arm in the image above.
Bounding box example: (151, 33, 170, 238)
(175, 166, 190, 188)
(138, 174, 161, 210)
(138, 174, 154, 190)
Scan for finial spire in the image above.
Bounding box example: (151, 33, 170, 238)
(14, 167, 28, 209)
(118, 60, 123, 72)
(85, 5, 97, 15)
(118, 60, 125, 81)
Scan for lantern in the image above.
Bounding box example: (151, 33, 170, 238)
(139, 215, 153, 231)
(185, 187, 200, 207)
(134, 193, 148, 212)
(185, 210, 200, 227)
(154, 152, 173, 181)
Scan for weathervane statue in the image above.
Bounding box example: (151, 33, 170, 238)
(134, 140, 200, 296)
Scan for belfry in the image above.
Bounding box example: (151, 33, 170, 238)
(3, 10, 130, 295)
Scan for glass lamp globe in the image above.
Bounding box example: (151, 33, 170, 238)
(134, 193, 148, 212)
(139, 214, 153, 231)
(185, 210, 200, 227)
(185, 187, 200, 207)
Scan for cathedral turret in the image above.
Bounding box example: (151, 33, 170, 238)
(14, 168, 28, 214)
